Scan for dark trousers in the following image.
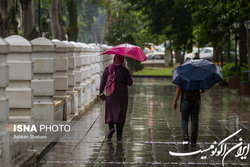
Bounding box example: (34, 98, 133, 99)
(108, 123, 123, 138)
(180, 100, 200, 143)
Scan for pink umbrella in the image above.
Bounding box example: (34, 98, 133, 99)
(100, 43, 147, 62)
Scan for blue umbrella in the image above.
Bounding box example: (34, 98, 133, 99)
(172, 59, 223, 90)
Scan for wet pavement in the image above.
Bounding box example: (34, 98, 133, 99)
(35, 78, 250, 167)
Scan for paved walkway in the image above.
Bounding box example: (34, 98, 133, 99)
(35, 78, 250, 167)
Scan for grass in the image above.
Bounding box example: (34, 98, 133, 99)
(133, 67, 175, 76)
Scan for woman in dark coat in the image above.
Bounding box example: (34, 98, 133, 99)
(99, 55, 133, 140)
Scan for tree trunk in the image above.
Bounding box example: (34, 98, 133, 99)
(51, 0, 65, 40)
(96, 15, 102, 43)
(246, 28, 250, 80)
(213, 46, 222, 64)
(19, 0, 39, 40)
(181, 49, 185, 64)
(239, 21, 247, 67)
(175, 50, 182, 64)
(105, 0, 112, 45)
(66, 0, 78, 41)
(164, 48, 171, 66)
(0, 0, 18, 38)
(227, 33, 231, 62)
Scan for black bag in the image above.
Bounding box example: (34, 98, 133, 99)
(98, 93, 106, 101)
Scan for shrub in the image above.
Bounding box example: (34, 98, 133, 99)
(126, 57, 144, 72)
(222, 63, 248, 81)
(168, 61, 174, 67)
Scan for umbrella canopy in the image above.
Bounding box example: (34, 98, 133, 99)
(172, 59, 223, 90)
(100, 43, 147, 62)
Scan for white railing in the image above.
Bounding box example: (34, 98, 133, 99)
(0, 35, 113, 166)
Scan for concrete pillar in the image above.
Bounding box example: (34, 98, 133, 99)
(85, 46, 92, 105)
(4, 35, 33, 122)
(63, 41, 78, 116)
(0, 38, 9, 167)
(70, 42, 84, 111)
(30, 37, 56, 121)
(89, 44, 100, 96)
(78, 42, 89, 108)
(89, 45, 97, 100)
(99, 46, 105, 72)
(94, 45, 102, 95)
(52, 39, 70, 121)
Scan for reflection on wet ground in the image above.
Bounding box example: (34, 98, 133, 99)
(36, 78, 250, 166)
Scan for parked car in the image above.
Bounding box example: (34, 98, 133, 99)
(146, 51, 165, 60)
(146, 52, 154, 60)
(154, 52, 164, 59)
(143, 47, 151, 54)
(184, 47, 213, 62)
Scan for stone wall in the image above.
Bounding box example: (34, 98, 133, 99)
(0, 37, 10, 167)
(0, 35, 113, 166)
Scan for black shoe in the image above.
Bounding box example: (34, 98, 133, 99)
(183, 135, 189, 145)
(107, 128, 115, 139)
(191, 141, 196, 147)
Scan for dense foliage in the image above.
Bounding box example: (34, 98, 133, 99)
(222, 63, 248, 81)
(123, 0, 194, 52)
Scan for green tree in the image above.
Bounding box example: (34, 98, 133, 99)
(124, 0, 193, 63)
(76, 0, 105, 43)
(104, 1, 144, 71)
(187, 0, 249, 65)
(34, 0, 51, 37)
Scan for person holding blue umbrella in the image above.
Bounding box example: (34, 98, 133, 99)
(172, 59, 223, 146)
